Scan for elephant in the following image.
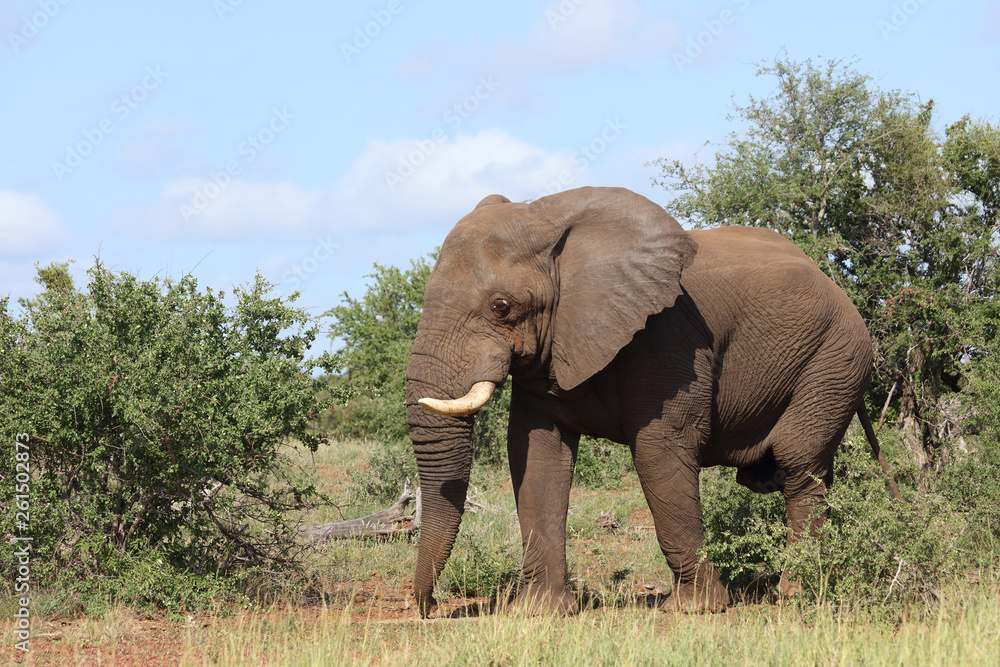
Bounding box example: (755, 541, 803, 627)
(406, 186, 894, 617)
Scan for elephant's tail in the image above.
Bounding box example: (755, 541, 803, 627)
(857, 407, 905, 501)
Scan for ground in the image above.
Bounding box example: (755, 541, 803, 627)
(4, 439, 997, 665)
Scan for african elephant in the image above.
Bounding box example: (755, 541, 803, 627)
(406, 186, 883, 616)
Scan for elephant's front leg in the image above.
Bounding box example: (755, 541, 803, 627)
(507, 394, 579, 615)
(633, 435, 730, 613)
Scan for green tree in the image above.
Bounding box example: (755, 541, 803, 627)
(1, 261, 332, 607)
(652, 55, 1000, 476)
(324, 258, 432, 442)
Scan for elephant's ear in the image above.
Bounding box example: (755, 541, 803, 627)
(531, 187, 698, 391)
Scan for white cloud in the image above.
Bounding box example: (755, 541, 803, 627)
(330, 127, 602, 233)
(116, 129, 591, 242)
(112, 179, 324, 240)
(338, 128, 580, 216)
(0, 191, 67, 257)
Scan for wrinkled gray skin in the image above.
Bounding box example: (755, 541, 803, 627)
(406, 187, 873, 616)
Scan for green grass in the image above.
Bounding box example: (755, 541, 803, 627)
(6, 435, 999, 666)
(159, 582, 999, 665)
(8, 583, 997, 666)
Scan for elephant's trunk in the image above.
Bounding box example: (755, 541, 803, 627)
(406, 380, 476, 617)
(405, 307, 511, 616)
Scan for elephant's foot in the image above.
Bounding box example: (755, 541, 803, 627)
(414, 592, 438, 619)
(659, 579, 730, 614)
(510, 585, 578, 616)
(777, 572, 803, 598)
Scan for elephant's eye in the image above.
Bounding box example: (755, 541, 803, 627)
(491, 298, 511, 317)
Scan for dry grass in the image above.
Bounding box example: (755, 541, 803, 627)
(10, 585, 997, 666)
(5, 437, 998, 666)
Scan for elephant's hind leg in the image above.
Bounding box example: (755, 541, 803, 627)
(776, 476, 829, 597)
(769, 391, 858, 597)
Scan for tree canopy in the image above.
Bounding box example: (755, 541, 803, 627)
(652, 55, 1000, 473)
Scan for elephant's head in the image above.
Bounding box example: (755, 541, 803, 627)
(406, 186, 696, 615)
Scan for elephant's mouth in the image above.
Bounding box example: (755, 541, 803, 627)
(417, 381, 496, 416)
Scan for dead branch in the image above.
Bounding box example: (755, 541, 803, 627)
(297, 481, 507, 544)
(298, 481, 418, 543)
(597, 512, 620, 534)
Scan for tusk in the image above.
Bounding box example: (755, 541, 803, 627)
(418, 381, 496, 417)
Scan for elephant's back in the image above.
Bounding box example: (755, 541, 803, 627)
(686, 226, 817, 274)
(683, 226, 861, 331)
(680, 225, 871, 405)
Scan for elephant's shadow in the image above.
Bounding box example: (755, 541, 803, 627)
(441, 591, 666, 617)
(444, 599, 496, 619)
(441, 576, 777, 618)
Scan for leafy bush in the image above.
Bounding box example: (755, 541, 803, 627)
(701, 430, 1000, 610)
(438, 514, 520, 599)
(68, 546, 247, 618)
(346, 438, 417, 503)
(654, 56, 1000, 473)
(699, 467, 787, 595)
(325, 258, 438, 501)
(0, 262, 334, 609)
(472, 384, 512, 467)
(575, 437, 633, 490)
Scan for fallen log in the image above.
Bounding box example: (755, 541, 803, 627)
(299, 481, 421, 543)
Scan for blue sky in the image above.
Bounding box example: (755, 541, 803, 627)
(2, 0, 998, 348)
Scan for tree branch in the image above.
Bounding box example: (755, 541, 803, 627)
(298, 481, 419, 543)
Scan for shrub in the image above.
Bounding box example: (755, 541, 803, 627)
(699, 431, 1000, 611)
(0, 262, 335, 609)
(699, 467, 786, 595)
(325, 258, 431, 444)
(347, 438, 418, 504)
(472, 384, 512, 467)
(438, 512, 520, 600)
(575, 437, 634, 490)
